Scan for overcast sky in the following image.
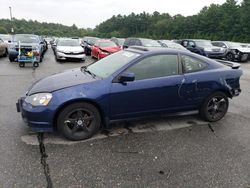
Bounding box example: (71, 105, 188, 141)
(0, 0, 239, 28)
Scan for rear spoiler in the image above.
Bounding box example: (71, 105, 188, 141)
(215, 59, 241, 69)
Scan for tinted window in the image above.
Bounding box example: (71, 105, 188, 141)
(127, 55, 178, 80)
(187, 41, 195, 47)
(57, 39, 79, 46)
(135, 40, 142, 46)
(99, 41, 117, 48)
(13, 35, 39, 43)
(181, 55, 207, 73)
(129, 39, 136, 46)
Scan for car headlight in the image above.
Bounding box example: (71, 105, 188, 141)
(25, 93, 52, 106)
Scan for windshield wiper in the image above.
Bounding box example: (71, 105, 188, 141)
(80, 66, 97, 78)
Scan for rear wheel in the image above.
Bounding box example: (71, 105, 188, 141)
(200, 92, 229, 122)
(57, 102, 101, 141)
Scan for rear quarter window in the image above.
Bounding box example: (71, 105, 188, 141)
(181, 55, 207, 73)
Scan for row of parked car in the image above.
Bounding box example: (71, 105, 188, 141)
(50, 36, 250, 63)
(2, 33, 249, 64)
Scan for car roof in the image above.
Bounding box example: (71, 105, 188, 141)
(125, 46, 187, 54)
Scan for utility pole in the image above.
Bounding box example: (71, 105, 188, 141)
(9, 6, 14, 33)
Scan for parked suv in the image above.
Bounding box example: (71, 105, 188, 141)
(123, 38, 162, 49)
(8, 34, 44, 62)
(180, 39, 226, 58)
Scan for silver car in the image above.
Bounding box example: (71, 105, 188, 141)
(55, 38, 86, 61)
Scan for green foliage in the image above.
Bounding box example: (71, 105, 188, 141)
(0, 18, 93, 37)
(95, 0, 250, 42)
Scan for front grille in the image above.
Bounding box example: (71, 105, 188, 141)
(64, 52, 84, 55)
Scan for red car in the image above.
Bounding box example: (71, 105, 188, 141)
(91, 40, 121, 59)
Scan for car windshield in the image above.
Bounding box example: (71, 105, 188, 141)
(117, 39, 125, 45)
(141, 39, 162, 47)
(86, 50, 140, 78)
(226, 42, 243, 48)
(58, 39, 79, 46)
(85, 37, 99, 45)
(13, 35, 39, 43)
(0, 35, 11, 41)
(195, 40, 213, 47)
(99, 41, 117, 48)
(162, 41, 186, 50)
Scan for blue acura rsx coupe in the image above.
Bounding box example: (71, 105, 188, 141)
(17, 46, 242, 140)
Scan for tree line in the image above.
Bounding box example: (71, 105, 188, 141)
(0, 0, 249, 42)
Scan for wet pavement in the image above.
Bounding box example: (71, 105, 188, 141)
(0, 47, 250, 187)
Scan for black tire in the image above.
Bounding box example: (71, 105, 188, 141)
(33, 62, 39, 67)
(200, 92, 229, 122)
(57, 102, 101, 141)
(19, 62, 25, 68)
(9, 57, 15, 62)
(226, 53, 234, 62)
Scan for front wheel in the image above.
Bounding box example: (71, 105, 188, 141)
(57, 102, 101, 141)
(226, 53, 234, 62)
(200, 92, 229, 122)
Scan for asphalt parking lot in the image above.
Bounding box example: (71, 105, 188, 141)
(1, 47, 250, 188)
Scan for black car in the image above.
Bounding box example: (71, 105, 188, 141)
(82, 36, 100, 55)
(123, 38, 162, 49)
(179, 39, 226, 59)
(212, 41, 250, 62)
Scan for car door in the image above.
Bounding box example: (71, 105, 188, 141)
(179, 54, 209, 106)
(109, 53, 185, 119)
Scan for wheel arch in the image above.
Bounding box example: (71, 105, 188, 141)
(53, 99, 108, 131)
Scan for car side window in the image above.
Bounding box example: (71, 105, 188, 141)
(129, 39, 136, 46)
(135, 40, 142, 46)
(126, 54, 179, 80)
(181, 55, 207, 73)
(188, 41, 195, 47)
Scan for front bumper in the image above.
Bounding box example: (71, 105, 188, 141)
(16, 97, 55, 132)
(57, 52, 86, 60)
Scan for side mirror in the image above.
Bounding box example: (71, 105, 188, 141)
(40, 41, 44, 44)
(8, 40, 11, 43)
(191, 44, 196, 48)
(118, 72, 135, 83)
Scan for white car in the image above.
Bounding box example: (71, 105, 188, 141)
(55, 38, 86, 61)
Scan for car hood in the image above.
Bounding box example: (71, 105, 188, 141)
(57, 46, 84, 53)
(231, 47, 250, 53)
(27, 68, 97, 95)
(100, 47, 121, 53)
